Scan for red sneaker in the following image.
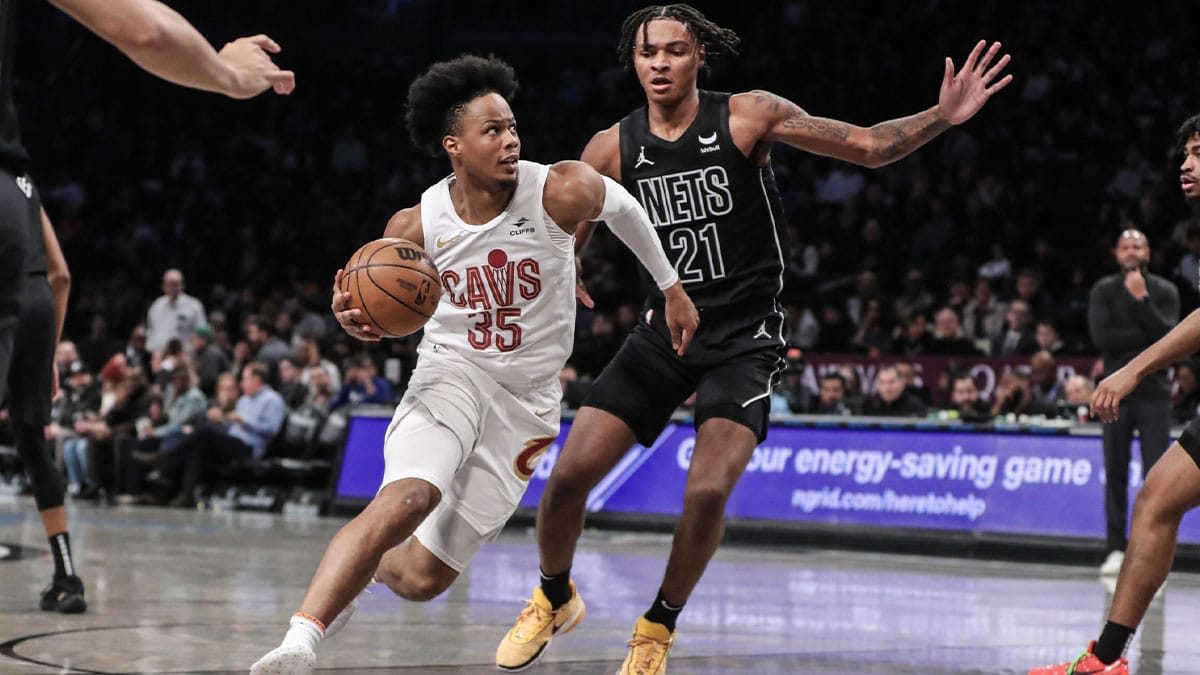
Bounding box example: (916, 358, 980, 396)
(1028, 642, 1129, 675)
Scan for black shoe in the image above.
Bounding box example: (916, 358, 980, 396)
(40, 575, 87, 613)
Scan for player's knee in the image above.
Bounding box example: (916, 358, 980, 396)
(1133, 480, 1187, 525)
(682, 482, 731, 514)
(390, 571, 452, 602)
(377, 480, 440, 519)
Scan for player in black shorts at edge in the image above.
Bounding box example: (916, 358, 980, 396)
(497, 5, 1012, 674)
(0, 0, 295, 611)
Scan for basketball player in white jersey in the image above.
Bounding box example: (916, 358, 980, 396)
(250, 54, 698, 674)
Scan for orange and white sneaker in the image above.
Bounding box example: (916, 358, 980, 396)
(616, 617, 676, 675)
(1028, 642, 1129, 675)
(496, 582, 586, 672)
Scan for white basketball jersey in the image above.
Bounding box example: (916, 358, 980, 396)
(418, 160, 575, 392)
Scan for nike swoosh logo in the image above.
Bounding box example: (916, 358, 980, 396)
(698, 132, 718, 145)
(436, 233, 465, 249)
(535, 408, 556, 417)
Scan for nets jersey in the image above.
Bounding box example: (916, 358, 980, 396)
(618, 90, 786, 311)
(418, 160, 575, 392)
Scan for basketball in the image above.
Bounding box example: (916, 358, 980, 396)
(339, 238, 441, 337)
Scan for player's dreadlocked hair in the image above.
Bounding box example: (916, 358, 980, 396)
(1177, 114, 1200, 148)
(617, 4, 740, 72)
(405, 54, 519, 156)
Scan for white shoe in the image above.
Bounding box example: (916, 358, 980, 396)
(249, 644, 315, 675)
(1099, 550, 1125, 576)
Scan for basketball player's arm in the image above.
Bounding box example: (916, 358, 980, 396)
(568, 125, 622, 309)
(1091, 309, 1200, 423)
(49, 0, 294, 99)
(545, 161, 698, 355)
(41, 210, 70, 398)
(330, 206, 423, 342)
(736, 41, 1011, 167)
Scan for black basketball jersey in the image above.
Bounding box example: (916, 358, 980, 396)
(0, 0, 28, 174)
(618, 90, 786, 312)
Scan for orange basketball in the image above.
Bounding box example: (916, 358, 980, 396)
(339, 238, 440, 337)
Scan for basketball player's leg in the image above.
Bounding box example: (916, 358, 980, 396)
(8, 276, 83, 612)
(252, 400, 465, 673)
(1029, 440, 1200, 674)
(0, 168, 31, 403)
(538, 325, 692, 579)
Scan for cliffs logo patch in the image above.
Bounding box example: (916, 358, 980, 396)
(513, 437, 556, 480)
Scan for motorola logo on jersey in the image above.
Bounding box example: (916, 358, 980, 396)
(635, 166, 733, 227)
(513, 437, 556, 481)
(440, 248, 542, 310)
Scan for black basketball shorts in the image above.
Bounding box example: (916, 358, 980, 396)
(1178, 416, 1200, 471)
(582, 302, 786, 446)
(0, 167, 39, 405)
(7, 275, 55, 425)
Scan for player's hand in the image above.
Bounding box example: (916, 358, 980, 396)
(332, 269, 382, 342)
(1091, 366, 1138, 423)
(1124, 269, 1149, 300)
(218, 34, 296, 99)
(574, 255, 595, 309)
(937, 40, 1012, 125)
(663, 283, 699, 356)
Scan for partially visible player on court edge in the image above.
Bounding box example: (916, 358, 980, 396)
(4, 206, 82, 611)
(0, 0, 293, 612)
(249, 55, 697, 674)
(496, 5, 1012, 674)
(1027, 116, 1200, 675)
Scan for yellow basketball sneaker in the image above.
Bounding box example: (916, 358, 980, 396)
(617, 617, 676, 675)
(496, 582, 586, 671)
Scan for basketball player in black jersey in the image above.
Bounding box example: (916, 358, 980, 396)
(0, 0, 294, 611)
(497, 5, 1011, 673)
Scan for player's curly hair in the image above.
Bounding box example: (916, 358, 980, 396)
(616, 4, 740, 72)
(1177, 114, 1200, 148)
(405, 54, 519, 157)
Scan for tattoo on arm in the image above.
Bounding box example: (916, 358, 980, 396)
(869, 108, 951, 164)
(752, 90, 851, 141)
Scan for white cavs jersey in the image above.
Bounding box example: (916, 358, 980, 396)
(418, 160, 575, 391)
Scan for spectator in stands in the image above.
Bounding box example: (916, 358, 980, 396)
(124, 324, 151, 371)
(77, 312, 123, 374)
(962, 277, 1007, 346)
(146, 269, 206, 356)
(277, 356, 309, 410)
(1035, 319, 1066, 355)
(191, 324, 230, 397)
(50, 361, 101, 498)
(891, 312, 934, 356)
(1064, 375, 1096, 407)
(845, 270, 879, 325)
(1013, 268, 1054, 320)
(812, 303, 855, 353)
(166, 362, 286, 507)
(989, 370, 1056, 418)
(863, 364, 927, 417)
(893, 268, 934, 324)
(929, 307, 981, 355)
(806, 372, 855, 416)
(304, 366, 337, 413)
(1171, 360, 1200, 424)
(210, 372, 240, 418)
(992, 298, 1039, 356)
(1029, 351, 1066, 408)
(947, 372, 991, 422)
(330, 355, 393, 410)
(245, 316, 290, 379)
(296, 337, 341, 388)
(944, 278, 972, 318)
(54, 341, 78, 393)
(850, 297, 893, 356)
(894, 361, 932, 405)
(770, 349, 811, 415)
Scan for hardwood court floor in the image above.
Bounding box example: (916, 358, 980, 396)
(2, 498, 1199, 674)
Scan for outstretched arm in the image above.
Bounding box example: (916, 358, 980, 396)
(50, 0, 295, 99)
(739, 40, 1011, 168)
(1091, 308, 1200, 422)
(544, 161, 699, 354)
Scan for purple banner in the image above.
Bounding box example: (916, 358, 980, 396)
(336, 414, 1200, 543)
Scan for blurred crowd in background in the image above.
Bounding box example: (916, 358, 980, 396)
(4, 1, 1200, 504)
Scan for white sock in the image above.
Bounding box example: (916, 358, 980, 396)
(280, 614, 324, 652)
